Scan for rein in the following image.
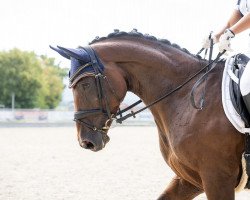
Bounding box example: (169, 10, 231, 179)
(190, 34, 214, 110)
(116, 49, 225, 123)
(73, 45, 226, 129)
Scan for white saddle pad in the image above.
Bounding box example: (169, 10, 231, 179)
(222, 56, 250, 134)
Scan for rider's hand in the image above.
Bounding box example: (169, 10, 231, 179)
(201, 33, 218, 49)
(218, 29, 235, 53)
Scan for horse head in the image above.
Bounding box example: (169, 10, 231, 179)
(50, 45, 127, 151)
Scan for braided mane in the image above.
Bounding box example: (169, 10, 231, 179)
(89, 29, 201, 58)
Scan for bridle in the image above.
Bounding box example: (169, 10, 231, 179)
(72, 46, 118, 135)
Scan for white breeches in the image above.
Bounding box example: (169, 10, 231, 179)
(240, 61, 250, 96)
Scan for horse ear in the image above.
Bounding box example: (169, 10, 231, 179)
(49, 45, 70, 59)
(56, 46, 88, 61)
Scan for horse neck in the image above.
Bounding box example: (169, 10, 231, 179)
(92, 39, 203, 106)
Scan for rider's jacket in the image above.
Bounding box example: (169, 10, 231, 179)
(236, 0, 250, 16)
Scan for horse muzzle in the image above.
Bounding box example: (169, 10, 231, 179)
(79, 131, 110, 152)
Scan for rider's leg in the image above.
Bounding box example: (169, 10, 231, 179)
(240, 61, 250, 113)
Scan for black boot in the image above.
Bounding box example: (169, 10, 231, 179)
(244, 133, 250, 189)
(246, 178, 250, 189)
(242, 93, 250, 116)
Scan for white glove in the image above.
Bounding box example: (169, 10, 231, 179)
(218, 29, 235, 53)
(202, 33, 218, 49)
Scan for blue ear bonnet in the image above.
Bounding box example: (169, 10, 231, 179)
(49, 45, 104, 87)
(68, 47, 104, 79)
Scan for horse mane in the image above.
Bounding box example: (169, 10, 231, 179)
(89, 29, 202, 59)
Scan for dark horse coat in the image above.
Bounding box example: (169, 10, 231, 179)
(52, 30, 247, 200)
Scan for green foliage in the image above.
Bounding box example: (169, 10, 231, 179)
(0, 49, 67, 109)
(40, 55, 67, 109)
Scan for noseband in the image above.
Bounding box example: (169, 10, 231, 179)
(72, 46, 117, 134)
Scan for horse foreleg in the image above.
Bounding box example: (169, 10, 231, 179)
(201, 172, 236, 200)
(157, 176, 202, 200)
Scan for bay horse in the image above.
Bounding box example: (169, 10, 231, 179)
(51, 30, 246, 200)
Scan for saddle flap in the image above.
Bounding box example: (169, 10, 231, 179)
(229, 54, 250, 127)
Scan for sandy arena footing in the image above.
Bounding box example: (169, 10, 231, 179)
(0, 126, 249, 200)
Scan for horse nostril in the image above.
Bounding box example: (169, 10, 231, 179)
(82, 140, 95, 149)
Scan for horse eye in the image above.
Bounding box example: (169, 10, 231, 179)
(81, 83, 90, 89)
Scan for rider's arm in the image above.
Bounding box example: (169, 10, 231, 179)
(230, 13, 250, 34)
(214, 9, 243, 41)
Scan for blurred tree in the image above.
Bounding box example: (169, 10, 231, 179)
(0, 49, 67, 109)
(40, 55, 67, 109)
